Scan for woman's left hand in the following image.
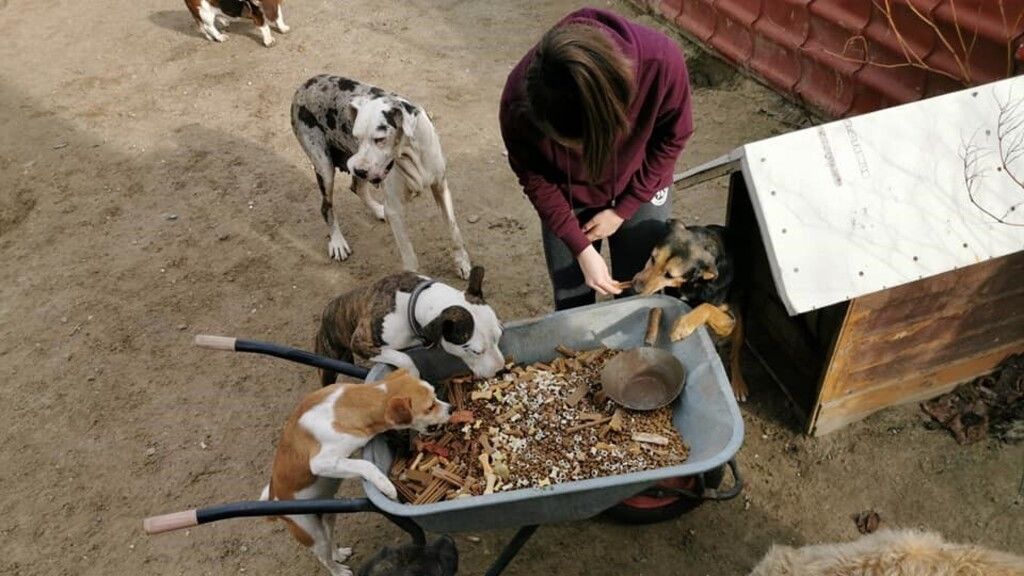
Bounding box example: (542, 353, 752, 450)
(583, 209, 624, 242)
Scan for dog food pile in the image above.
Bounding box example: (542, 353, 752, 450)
(388, 346, 689, 505)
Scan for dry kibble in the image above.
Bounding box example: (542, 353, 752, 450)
(389, 347, 689, 503)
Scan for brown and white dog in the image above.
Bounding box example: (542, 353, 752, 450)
(261, 369, 450, 576)
(292, 75, 472, 278)
(315, 267, 504, 386)
(632, 220, 748, 401)
(183, 0, 288, 47)
(749, 529, 1024, 576)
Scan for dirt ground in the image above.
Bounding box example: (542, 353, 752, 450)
(0, 0, 1021, 574)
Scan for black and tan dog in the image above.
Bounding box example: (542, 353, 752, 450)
(631, 220, 748, 401)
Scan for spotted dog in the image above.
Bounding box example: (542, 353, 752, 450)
(183, 0, 288, 47)
(291, 75, 472, 279)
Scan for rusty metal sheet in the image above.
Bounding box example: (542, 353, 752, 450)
(643, 0, 1024, 117)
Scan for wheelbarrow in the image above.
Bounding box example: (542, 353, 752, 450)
(144, 295, 744, 575)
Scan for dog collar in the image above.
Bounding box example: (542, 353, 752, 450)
(407, 279, 437, 345)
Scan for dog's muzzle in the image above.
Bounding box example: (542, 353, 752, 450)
(371, 160, 395, 185)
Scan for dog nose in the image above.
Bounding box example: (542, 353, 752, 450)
(353, 168, 368, 179)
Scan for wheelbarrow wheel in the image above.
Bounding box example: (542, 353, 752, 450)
(603, 465, 726, 525)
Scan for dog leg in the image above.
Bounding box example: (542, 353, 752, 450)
(258, 23, 275, 47)
(670, 303, 735, 341)
(369, 349, 420, 380)
(309, 452, 399, 500)
(706, 304, 737, 337)
(321, 515, 351, 563)
(295, 128, 351, 261)
(351, 176, 385, 221)
(328, 217, 353, 262)
(248, 2, 274, 47)
(384, 178, 419, 272)
(197, 0, 228, 41)
(287, 514, 350, 576)
(272, 3, 289, 33)
(729, 312, 748, 402)
(431, 179, 472, 280)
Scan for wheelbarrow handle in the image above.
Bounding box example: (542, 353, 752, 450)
(143, 510, 198, 534)
(194, 335, 371, 380)
(701, 458, 744, 501)
(144, 498, 425, 545)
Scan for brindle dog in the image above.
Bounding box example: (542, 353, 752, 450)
(631, 220, 748, 401)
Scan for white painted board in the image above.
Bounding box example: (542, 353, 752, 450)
(740, 76, 1024, 316)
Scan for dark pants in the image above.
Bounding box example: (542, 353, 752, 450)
(542, 190, 672, 310)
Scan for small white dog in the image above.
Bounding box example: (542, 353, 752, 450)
(749, 529, 1024, 576)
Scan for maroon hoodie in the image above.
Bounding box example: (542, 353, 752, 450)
(500, 7, 693, 256)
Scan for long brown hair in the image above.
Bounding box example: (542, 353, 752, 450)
(525, 23, 635, 180)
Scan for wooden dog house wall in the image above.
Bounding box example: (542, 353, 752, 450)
(727, 173, 1024, 435)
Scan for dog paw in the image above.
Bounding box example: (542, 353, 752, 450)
(214, 33, 229, 42)
(328, 236, 352, 261)
(262, 37, 276, 48)
(376, 478, 399, 500)
(329, 562, 353, 576)
(731, 375, 749, 403)
(333, 547, 353, 562)
(371, 204, 386, 221)
(453, 251, 472, 280)
(276, 24, 291, 34)
(670, 323, 697, 342)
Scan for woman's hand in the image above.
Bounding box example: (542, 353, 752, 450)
(583, 209, 624, 242)
(577, 245, 622, 296)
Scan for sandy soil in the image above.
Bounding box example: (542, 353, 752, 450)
(0, 0, 1020, 574)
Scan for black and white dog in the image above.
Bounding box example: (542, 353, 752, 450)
(315, 266, 504, 386)
(292, 75, 472, 279)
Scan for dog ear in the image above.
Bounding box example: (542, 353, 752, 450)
(400, 101, 420, 144)
(385, 396, 414, 426)
(465, 266, 485, 302)
(422, 306, 474, 346)
(347, 95, 367, 124)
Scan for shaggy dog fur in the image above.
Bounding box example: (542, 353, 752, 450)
(749, 529, 1024, 576)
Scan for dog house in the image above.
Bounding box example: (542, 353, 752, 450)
(680, 76, 1024, 435)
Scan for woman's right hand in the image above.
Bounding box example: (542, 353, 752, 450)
(577, 245, 623, 296)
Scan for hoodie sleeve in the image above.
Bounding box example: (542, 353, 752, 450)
(500, 89, 592, 256)
(614, 44, 694, 221)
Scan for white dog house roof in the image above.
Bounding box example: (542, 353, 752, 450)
(696, 76, 1024, 315)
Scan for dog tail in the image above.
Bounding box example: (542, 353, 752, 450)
(259, 482, 278, 523)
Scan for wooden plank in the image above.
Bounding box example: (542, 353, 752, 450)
(812, 342, 1024, 436)
(851, 283, 1024, 334)
(808, 297, 861, 432)
(846, 254, 1024, 333)
(841, 315, 1024, 394)
(841, 294, 1024, 374)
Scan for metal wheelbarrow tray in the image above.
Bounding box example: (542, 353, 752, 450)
(362, 294, 745, 533)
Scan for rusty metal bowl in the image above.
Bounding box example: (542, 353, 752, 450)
(600, 347, 686, 411)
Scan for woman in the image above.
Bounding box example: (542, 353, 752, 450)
(500, 7, 693, 310)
